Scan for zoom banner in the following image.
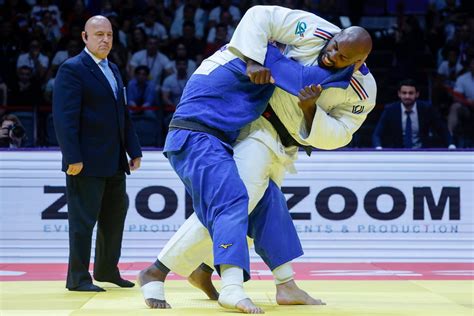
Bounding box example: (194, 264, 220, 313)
(1, 150, 472, 261)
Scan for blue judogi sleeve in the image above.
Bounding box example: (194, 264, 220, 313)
(224, 44, 353, 96)
(263, 44, 354, 94)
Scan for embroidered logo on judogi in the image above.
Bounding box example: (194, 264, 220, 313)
(220, 243, 233, 249)
(295, 21, 307, 37)
(352, 105, 365, 114)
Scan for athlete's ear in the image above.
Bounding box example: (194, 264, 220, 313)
(354, 56, 367, 72)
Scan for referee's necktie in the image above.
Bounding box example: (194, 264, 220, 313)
(404, 110, 413, 148)
(99, 59, 118, 99)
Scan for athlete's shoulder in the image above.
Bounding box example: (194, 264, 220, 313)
(302, 14, 340, 41)
(349, 66, 377, 103)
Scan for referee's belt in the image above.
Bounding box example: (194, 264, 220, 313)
(262, 104, 313, 156)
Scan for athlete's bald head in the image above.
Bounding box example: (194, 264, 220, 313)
(82, 15, 113, 59)
(318, 26, 372, 71)
(341, 26, 373, 57)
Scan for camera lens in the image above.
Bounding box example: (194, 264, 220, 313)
(11, 125, 25, 138)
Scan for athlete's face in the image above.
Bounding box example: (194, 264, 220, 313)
(318, 30, 367, 70)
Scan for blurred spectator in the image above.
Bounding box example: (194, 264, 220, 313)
(204, 23, 227, 58)
(434, 0, 464, 41)
(50, 39, 82, 71)
(8, 66, 43, 108)
(170, 3, 206, 40)
(447, 57, 474, 147)
(31, 0, 63, 28)
(99, 0, 116, 17)
(43, 68, 56, 105)
(136, 7, 169, 46)
(161, 58, 190, 129)
(128, 27, 148, 53)
(0, 114, 26, 148)
(108, 25, 130, 80)
(373, 79, 454, 149)
(153, 0, 175, 31)
(433, 44, 463, 116)
(117, 16, 133, 48)
(208, 0, 241, 28)
(35, 9, 62, 43)
(128, 37, 173, 84)
(15, 15, 34, 54)
(170, 21, 205, 64)
(453, 22, 473, 66)
(168, 43, 197, 76)
(437, 45, 463, 87)
(16, 39, 49, 80)
(206, 10, 234, 43)
(127, 65, 157, 117)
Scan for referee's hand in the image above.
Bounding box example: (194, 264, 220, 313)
(66, 162, 83, 175)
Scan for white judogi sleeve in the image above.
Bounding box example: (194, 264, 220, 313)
(302, 72, 377, 149)
(270, 71, 377, 150)
(228, 5, 340, 66)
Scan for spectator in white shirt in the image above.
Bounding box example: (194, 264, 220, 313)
(16, 40, 49, 80)
(129, 27, 148, 53)
(170, 3, 206, 40)
(167, 43, 197, 76)
(208, 0, 241, 28)
(128, 37, 173, 85)
(137, 7, 169, 46)
(448, 57, 474, 146)
(437, 45, 463, 87)
(206, 10, 235, 43)
(51, 39, 82, 69)
(161, 58, 190, 131)
(35, 10, 61, 43)
(31, 0, 62, 28)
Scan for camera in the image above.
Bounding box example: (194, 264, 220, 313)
(4, 124, 25, 139)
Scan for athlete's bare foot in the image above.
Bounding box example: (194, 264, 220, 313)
(187, 265, 219, 300)
(276, 280, 325, 305)
(219, 298, 265, 314)
(138, 265, 171, 309)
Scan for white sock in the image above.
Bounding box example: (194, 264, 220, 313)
(141, 281, 165, 300)
(218, 264, 248, 308)
(272, 262, 294, 285)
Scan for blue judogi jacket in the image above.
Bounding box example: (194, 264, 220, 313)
(166, 44, 353, 149)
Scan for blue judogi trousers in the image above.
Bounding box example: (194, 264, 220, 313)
(165, 129, 302, 280)
(249, 179, 303, 270)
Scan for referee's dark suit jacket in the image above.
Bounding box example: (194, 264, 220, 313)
(53, 50, 142, 289)
(372, 101, 452, 148)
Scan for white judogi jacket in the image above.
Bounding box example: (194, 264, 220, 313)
(229, 5, 377, 170)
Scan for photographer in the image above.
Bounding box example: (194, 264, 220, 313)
(0, 114, 26, 148)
